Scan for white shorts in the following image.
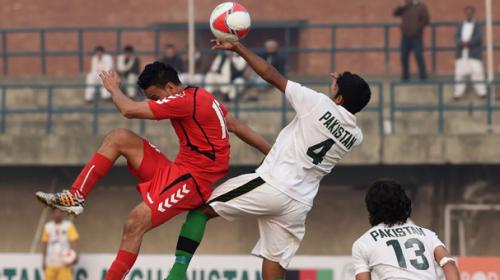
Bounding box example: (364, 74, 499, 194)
(208, 173, 311, 268)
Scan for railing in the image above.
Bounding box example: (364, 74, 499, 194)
(390, 80, 500, 133)
(0, 81, 385, 135)
(1, 21, 499, 76)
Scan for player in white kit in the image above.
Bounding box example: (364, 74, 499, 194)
(352, 179, 460, 280)
(165, 39, 372, 280)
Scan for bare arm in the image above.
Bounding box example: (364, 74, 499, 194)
(100, 71, 156, 119)
(212, 40, 288, 93)
(355, 272, 371, 280)
(42, 241, 47, 270)
(225, 113, 271, 155)
(70, 240, 79, 265)
(434, 246, 460, 280)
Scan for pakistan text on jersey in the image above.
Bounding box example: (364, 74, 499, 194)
(370, 226, 426, 242)
(319, 112, 357, 150)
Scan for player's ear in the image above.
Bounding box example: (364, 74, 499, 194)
(164, 82, 176, 93)
(334, 94, 344, 105)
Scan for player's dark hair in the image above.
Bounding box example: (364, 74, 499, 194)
(336, 72, 371, 114)
(365, 179, 412, 227)
(165, 44, 175, 49)
(137, 61, 181, 89)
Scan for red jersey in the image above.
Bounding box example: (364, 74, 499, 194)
(148, 87, 230, 183)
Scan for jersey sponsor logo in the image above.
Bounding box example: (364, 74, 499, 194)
(369, 226, 426, 242)
(319, 112, 357, 150)
(155, 93, 186, 104)
(157, 184, 191, 212)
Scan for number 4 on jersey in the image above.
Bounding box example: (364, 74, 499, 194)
(307, 139, 335, 165)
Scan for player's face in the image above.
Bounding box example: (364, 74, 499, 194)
(144, 83, 177, 101)
(144, 86, 165, 101)
(52, 209, 64, 223)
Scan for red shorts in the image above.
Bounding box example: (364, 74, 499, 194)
(128, 140, 213, 227)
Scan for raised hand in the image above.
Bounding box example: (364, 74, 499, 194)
(211, 39, 238, 51)
(99, 71, 121, 93)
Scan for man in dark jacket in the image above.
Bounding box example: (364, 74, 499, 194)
(160, 44, 184, 73)
(454, 6, 486, 99)
(394, 0, 430, 81)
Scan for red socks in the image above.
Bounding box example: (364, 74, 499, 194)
(69, 153, 113, 200)
(105, 250, 138, 280)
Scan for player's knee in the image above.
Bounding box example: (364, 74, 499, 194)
(123, 210, 150, 238)
(104, 128, 135, 149)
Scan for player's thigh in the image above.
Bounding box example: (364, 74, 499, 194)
(208, 174, 284, 221)
(56, 267, 73, 280)
(253, 201, 311, 269)
(122, 137, 170, 182)
(142, 171, 208, 228)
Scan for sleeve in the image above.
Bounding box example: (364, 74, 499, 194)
(41, 226, 49, 242)
(427, 230, 446, 252)
(147, 94, 191, 120)
(67, 223, 79, 241)
(285, 80, 324, 116)
(217, 100, 229, 116)
(352, 240, 371, 275)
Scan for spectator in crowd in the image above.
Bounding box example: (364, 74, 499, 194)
(179, 45, 205, 85)
(42, 209, 79, 280)
(160, 44, 184, 73)
(252, 39, 287, 96)
(85, 46, 114, 102)
(394, 0, 430, 81)
(454, 6, 486, 99)
(262, 39, 286, 75)
(116, 45, 141, 98)
(205, 51, 247, 101)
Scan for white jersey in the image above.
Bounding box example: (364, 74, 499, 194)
(352, 222, 445, 280)
(42, 220, 79, 267)
(256, 80, 363, 206)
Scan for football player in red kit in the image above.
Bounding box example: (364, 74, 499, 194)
(36, 62, 271, 280)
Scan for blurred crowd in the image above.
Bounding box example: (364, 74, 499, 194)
(85, 39, 286, 103)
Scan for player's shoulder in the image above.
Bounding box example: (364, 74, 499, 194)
(44, 220, 55, 229)
(353, 225, 381, 247)
(62, 220, 74, 228)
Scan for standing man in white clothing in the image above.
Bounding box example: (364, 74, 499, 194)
(204, 51, 247, 101)
(85, 46, 114, 102)
(352, 179, 460, 280)
(454, 6, 487, 99)
(164, 39, 372, 280)
(116, 45, 140, 98)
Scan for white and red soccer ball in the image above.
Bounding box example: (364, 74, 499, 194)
(210, 2, 251, 42)
(62, 249, 77, 265)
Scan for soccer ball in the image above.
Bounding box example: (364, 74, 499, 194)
(62, 249, 77, 265)
(209, 2, 251, 42)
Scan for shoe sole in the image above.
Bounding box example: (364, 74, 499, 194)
(35, 192, 83, 216)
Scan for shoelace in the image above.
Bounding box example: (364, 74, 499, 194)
(57, 192, 77, 207)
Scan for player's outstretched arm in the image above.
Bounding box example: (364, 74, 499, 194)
(225, 113, 271, 155)
(99, 71, 156, 120)
(434, 246, 460, 280)
(212, 40, 288, 93)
